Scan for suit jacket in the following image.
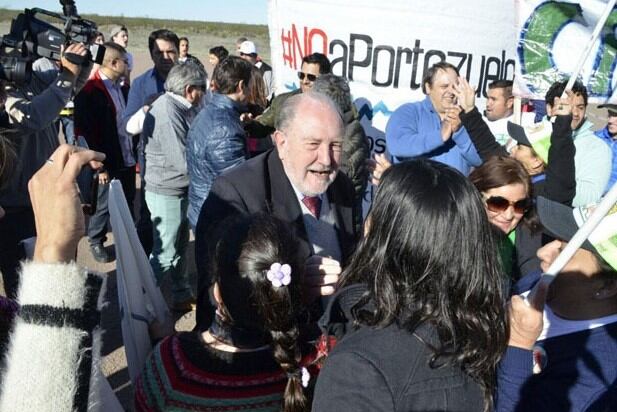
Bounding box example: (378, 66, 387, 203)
(194, 148, 358, 329)
(74, 71, 129, 174)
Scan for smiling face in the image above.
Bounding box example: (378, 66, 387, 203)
(482, 183, 528, 234)
(425, 68, 458, 114)
(274, 98, 343, 196)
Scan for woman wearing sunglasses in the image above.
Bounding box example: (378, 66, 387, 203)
(470, 157, 541, 280)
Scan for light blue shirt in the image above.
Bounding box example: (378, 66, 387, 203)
(385, 97, 481, 175)
(122, 68, 165, 129)
(595, 126, 617, 193)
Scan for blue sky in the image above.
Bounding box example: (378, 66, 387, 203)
(0, 1, 269, 25)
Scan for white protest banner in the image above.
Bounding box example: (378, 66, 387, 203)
(515, 0, 617, 103)
(268, 0, 517, 205)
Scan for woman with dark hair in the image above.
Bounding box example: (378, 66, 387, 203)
(135, 214, 316, 412)
(313, 159, 508, 412)
(208, 46, 229, 68)
(469, 156, 540, 279)
(244, 66, 273, 157)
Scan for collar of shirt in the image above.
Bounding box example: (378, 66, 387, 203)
(167, 91, 193, 109)
(99, 70, 121, 89)
(290, 182, 324, 204)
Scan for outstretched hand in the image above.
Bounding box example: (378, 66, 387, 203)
(29, 144, 105, 264)
(552, 90, 574, 116)
(453, 76, 477, 114)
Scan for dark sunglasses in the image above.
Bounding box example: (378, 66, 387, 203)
(297, 71, 317, 82)
(485, 196, 531, 215)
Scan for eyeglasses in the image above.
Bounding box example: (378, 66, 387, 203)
(297, 71, 317, 82)
(484, 196, 531, 215)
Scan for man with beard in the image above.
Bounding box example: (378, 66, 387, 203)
(193, 92, 358, 330)
(386, 61, 481, 175)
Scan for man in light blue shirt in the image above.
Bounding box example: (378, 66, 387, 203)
(123, 29, 179, 255)
(544, 80, 611, 207)
(385, 62, 481, 175)
(595, 103, 617, 193)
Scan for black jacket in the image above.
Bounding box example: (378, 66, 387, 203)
(459, 107, 576, 205)
(313, 284, 485, 412)
(194, 148, 358, 329)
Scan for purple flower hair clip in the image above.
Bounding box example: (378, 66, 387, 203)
(267, 262, 292, 287)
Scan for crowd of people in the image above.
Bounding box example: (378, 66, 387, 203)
(0, 19, 616, 412)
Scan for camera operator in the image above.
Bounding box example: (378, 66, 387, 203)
(0, 42, 92, 299)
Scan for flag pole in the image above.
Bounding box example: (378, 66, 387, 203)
(559, 0, 617, 99)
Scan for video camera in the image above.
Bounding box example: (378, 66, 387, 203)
(0, 0, 105, 84)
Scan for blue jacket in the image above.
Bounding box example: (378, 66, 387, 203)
(595, 126, 617, 193)
(385, 97, 481, 175)
(186, 93, 247, 228)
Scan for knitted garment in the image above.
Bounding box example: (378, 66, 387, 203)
(135, 332, 316, 411)
(0, 261, 105, 412)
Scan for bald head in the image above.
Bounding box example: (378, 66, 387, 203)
(100, 42, 127, 81)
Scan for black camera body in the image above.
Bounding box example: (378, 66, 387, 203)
(0, 0, 105, 83)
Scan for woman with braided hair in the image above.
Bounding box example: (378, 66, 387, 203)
(135, 214, 315, 412)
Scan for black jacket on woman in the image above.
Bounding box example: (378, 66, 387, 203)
(313, 284, 484, 412)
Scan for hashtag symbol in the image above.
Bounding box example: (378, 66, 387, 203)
(281, 28, 293, 68)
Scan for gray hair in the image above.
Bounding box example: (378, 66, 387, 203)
(312, 74, 352, 113)
(275, 92, 344, 133)
(164, 62, 207, 96)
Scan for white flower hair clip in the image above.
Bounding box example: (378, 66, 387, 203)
(267, 262, 291, 287)
(287, 366, 311, 388)
(301, 367, 310, 388)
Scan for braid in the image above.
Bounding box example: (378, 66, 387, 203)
(270, 325, 309, 412)
(216, 214, 308, 411)
(254, 279, 309, 412)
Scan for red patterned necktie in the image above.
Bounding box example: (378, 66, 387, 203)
(302, 196, 322, 219)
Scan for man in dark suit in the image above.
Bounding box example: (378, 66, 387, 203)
(194, 92, 358, 329)
(74, 42, 136, 263)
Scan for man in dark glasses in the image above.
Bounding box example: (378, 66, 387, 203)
(246, 53, 332, 141)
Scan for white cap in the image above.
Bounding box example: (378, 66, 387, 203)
(239, 40, 257, 55)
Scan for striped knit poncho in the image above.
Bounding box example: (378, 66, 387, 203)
(135, 332, 316, 411)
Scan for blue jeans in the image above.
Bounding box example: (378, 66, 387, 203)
(145, 190, 192, 303)
(59, 115, 75, 145)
